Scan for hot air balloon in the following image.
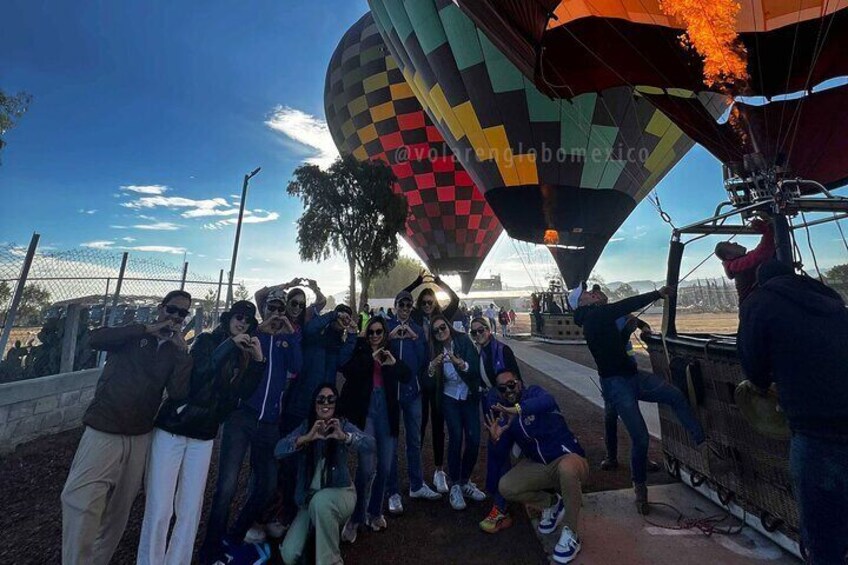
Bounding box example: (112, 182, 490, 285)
(367, 0, 696, 287)
(325, 12, 503, 293)
(453, 0, 848, 190)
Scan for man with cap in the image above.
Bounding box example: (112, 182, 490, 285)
(200, 287, 303, 563)
(570, 282, 725, 514)
(385, 289, 442, 515)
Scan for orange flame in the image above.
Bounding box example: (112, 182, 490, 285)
(659, 0, 748, 88)
(544, 229, 559, 245)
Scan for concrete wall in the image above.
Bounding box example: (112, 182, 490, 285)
(0, 368, 101, 453)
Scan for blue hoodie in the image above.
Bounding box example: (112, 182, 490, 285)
(245, 331, 302, 423)
(492, 385, 585, 464)
(387, 316, 426, 398)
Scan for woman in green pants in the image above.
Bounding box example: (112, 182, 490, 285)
(274, 384, 374, 564)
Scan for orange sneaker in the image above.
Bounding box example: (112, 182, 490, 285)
(479, 505, 513, 534)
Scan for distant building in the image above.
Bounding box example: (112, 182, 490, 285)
(471, 274, 503, 292)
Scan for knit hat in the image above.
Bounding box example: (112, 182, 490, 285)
(266, 287, 287, 304)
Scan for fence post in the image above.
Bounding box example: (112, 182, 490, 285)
(194, 307, 203, 336)
(100, 252, 129, 367)
(213, 269, 224, 321)
(0, 232, 40, 355)
(180, 262, 189, 291)
(60, 303, 82, 373)
(100, 278, 111, 327)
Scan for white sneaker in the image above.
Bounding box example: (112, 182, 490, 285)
(388, 493, 404, 515)
(434, 469, 449, 494)
(243, 525, 266, 544)
(461, 482, 486, 502)
(366, 514, 387, 531)
(539, 494, 565, 535)
(553, 526, 581, 564)
(410, 484, 442, 500)
(449, 484, 466, 510)
(264, 520, 287, 538)
(341, 519, 358, 544)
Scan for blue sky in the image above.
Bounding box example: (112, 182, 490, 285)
(2, 0, 846, 296)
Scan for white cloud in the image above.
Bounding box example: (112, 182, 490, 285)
(80, 240, 187, 255)
(122, 237, 136, 242)
(78, 209, 97, 215)
(134, 222, 182, 231)
(121, 184, 169, 195)
(81, 240, 115, 250)
(265, 106, 339, 169)
(202, 211, 280, 231)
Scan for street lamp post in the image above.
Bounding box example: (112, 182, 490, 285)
(226, 166, 261, 308)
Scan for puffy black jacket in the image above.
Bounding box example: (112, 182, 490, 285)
(738, 261, 848, 439)
(156, 328, 266, 440)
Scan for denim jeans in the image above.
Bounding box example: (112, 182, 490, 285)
(790, 433, 848, 564)
(600, 372, 704, 484)
(387, 390, 424, 495)
(200, 408, 279, 561)
(604, 399, 619, 460)
(353, 388, 396, 523)
(442, 395, 481, 485)
(421, 386, 445, 467)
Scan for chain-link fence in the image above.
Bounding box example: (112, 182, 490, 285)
(0, 239, 247, 382)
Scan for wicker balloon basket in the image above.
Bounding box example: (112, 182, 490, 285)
(643, 333, 800, 549)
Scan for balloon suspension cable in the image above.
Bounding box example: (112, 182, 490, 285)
(800, 212, 824, 282)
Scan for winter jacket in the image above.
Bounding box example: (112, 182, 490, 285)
(245, 330, 303, 424)
(156, 328, 266, 441)
(387, 316, 426, 398)
(337, 339, 412, 436)
(723, 220, 775, 304)
(478, 337, 520, 389)
(283, 311, 357, 421)
(490, 385, 585, 464)
(426, 332, 482, 404)
(275, 418, 374, 508)
(574, 291, 661, 378)
(84, 324, 191, 436)
(738, 262, 848, 439)
(403, 275, 460, 326)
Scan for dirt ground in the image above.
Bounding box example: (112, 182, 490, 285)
(0, 342, 673, 565)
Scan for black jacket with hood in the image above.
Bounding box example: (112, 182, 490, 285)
(738, 260, 848, 439)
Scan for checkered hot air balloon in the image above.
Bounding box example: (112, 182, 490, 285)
(325, 12, 503, 293)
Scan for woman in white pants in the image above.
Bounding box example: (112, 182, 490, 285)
(137, 301, 266, 565)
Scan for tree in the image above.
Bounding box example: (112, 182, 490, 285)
(199, 288, 218, 315)
(0, 90, 33, 162)
(287, 155, 408, 310)
(0, 280, 10, 310)
(369, 256, 425, 298)
(609, 282, 638, 301)
(325, 295, 337, 311)
(826, 263, 848, 283)
(18, 284, 51, 325)
(234, 283, 250, 302)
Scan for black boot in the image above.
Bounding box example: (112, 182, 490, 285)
(634, 482, 650, 515)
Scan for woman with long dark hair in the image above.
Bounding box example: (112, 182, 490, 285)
(138, 301, 265, 565)
(426, 314, 485, 511)
(275, 384, 373, 565)
(402, 271, 460, 494)
(337, 317, 411, 541)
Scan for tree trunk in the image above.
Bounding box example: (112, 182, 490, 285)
(359, 274, 371, 312)
(347, 254, 357, 311)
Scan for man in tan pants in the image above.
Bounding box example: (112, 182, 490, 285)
(485, 370, 588, 564)
(62, 290, 192, 565)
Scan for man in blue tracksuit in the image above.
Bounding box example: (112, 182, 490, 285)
(200, 290, 302, 564)
(486, 371, 587, 564)
(386, 290, 442, 514)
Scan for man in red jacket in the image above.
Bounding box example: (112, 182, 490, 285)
(715, 218, 775, 304)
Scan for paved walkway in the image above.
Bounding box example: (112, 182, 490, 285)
(509, 340, 661, 439)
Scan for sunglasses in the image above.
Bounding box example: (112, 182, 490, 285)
(266, 304, 285, 313)
(165, 305, 190, 318)
(469, 328, 487, 336)
(367, 328, 384, 337)
(432, 324, 449, 334)
(233, 313, 252, 322)
(398, 301, 413, 309)
(316, 395, 337, 405)
(421, 300, 435, 307)
(497, 380, 519, 393)
(288, 300, 305, 309)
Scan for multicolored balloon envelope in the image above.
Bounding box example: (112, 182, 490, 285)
(325, 12, 503, 293)
(454, 0, 848, 189)
(367, 0, 696, 286)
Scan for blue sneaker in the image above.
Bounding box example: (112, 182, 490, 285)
(538, 494, 565, 534)
(553, 526, 581, 564)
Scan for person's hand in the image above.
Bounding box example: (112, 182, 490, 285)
(389, 325, 408, 340)
(403, 326, 418, 340)
(168, 330, 188, 352)
(305, 278, 320, 291)
(323, 418, 348, 441)
(144, 320, 174, 336)
(639, 324, 653, 340)
(258, 315, 281, 334)
(657, 286, 676, 299)
(749, 218, 768, 232)
(484, 409, 514, 442)
(492, 403, 520, 416)
(448, 352, 465, 367)
(248, 336, 263, 362)
(347, 321, 359, 335)
(429, 356, 442, 371)
(232, 333, 252, 350)
(277, 316, 295, 335)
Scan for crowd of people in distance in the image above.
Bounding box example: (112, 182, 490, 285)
(58, 220, 848, 565)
